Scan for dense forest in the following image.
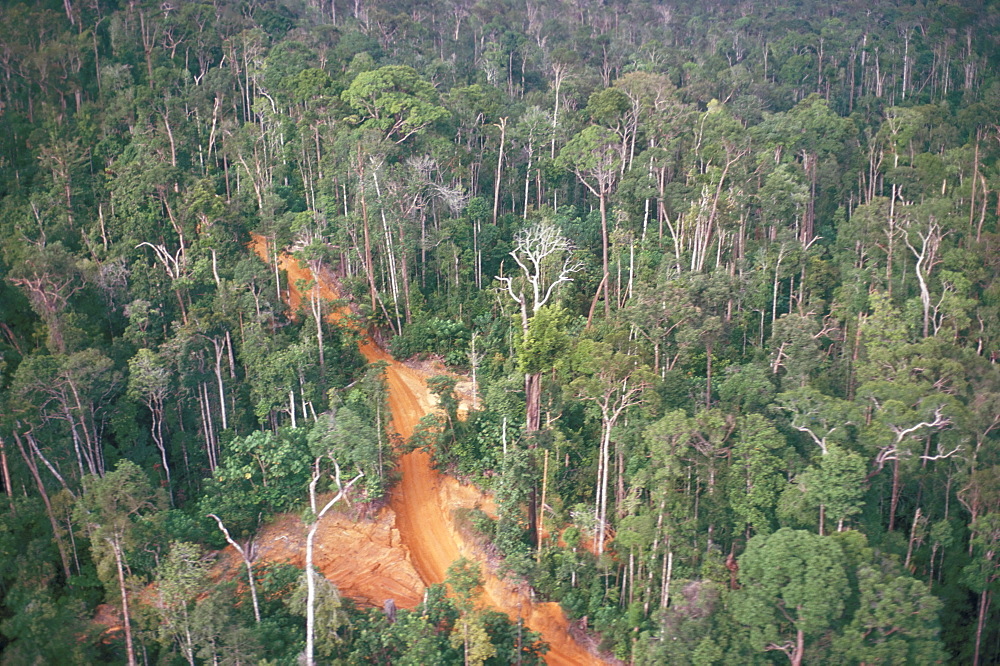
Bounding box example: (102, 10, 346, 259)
(1, 0, 999, 663)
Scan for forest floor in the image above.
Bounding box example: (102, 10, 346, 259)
(246, 237, 605, 665)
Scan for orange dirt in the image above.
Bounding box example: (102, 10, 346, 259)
(250, 236, 604, 665)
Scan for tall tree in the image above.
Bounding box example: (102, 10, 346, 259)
(570, 339, 654, 556)
(495, 221, 582, 433)
(558, 126, 623, 316)
(734, 529, 849, 666)
(74, 460, 166, 666)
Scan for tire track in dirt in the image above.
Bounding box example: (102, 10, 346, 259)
(254, 237, 603, 665)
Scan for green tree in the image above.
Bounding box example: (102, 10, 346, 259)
(557, 126, 623, 316)
(0, 585, 93, 665)
(7, 242, 83, 354)
(964, 513, 1000, 666)
(201, 429, 313, 538)
(154, 541, 212, 665)
(832, 563, 945, 664)
(341, 65, 449, 144)
(796, 445, 867, 534)
(74, 460, 167, 666)
(302, 457, 363, 666)
(728, 414, 785, 537)
(308, 405, 385, 499)
(127, 348, 173, 501)
(570, 339, 654, 556)
(288, 569, 347, 662)
(495, 221, 582, 433)
(776, 386, 855, 456)
(447, 558, 497, 666)
(734, 528, 849, 666)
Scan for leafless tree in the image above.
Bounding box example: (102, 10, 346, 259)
(305, 459, 363, 666)
(207, 514, 261, 624)
(495, 222, 582, 432)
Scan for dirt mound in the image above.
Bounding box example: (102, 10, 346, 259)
(242, 509, 425, 609)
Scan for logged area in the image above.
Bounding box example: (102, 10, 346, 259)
(255, 236, 602, 665)
(5, 2, 998, 662)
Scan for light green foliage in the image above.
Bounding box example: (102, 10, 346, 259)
(342, 66, 449, 143)
(557, 126, 623, 194)
(72, 460, 166, 664)
(856, 292, 910, 386)
(758, 162, 809, 226)
(517, 304, 571, 376)
(796, 445, 867, 530)
(239, 324, 324, 423)
(963, 513, 1000, 594)
(308, 406, 384, 498)
(288, 570, 346, 658)
(447, 558, 484, 613)
(446, 559, 497, 665)
(769, 313, 827, 388)
(586, 87, 631, 129)
(10, 348, 121, 481)
(734, 529, 849, 662)
(74, 460, 167, 587)
(450, 614, 497, 666)
(776, 385, 856, 455)
(824, 531, 947, 664)
(201, 429, 312, 538)
(127, 348, 170, 405)
(0, 2, 998, 663)
(391, 611, 456, 665)
(728, 415, 786, 536)
(832, 563, 945, 664)
(493, 446, 535, 574)
(155, 541, 212, 664)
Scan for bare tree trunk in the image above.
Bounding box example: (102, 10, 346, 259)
(13, 432, 72, 579)
(599, 193, 610, 316)
(358, 162, 378, 312)
(208, 514, 260, 623)
(150, 401, 172, 506)
(111, 538, 138, 666)
(595, 421, 612, 556)
(525, 372, 541, 433)
(0, 435, 13, 501)
(791, 627, 805, 666)
(887, 455, 904, 532)
(305, 462, 363, 666)
(537, 449, 549, 562)
(974, 588, 991, 666)
(207, 341, 226, 433)
(660, 550, 672, 609)
(493, 118, 507, 225)
(311, 288, 325, 372)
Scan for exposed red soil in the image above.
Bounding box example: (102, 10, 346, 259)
(249, 236, 604, 665)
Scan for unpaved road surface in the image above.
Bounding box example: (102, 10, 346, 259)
(252, 237, 603, 665)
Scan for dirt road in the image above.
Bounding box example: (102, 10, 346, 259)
(253, 237, 603, 665)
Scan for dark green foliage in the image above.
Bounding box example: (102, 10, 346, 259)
(391, 317, 471, 365)
(734, 529, 850, 662)
(200, 428, 314, 539)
